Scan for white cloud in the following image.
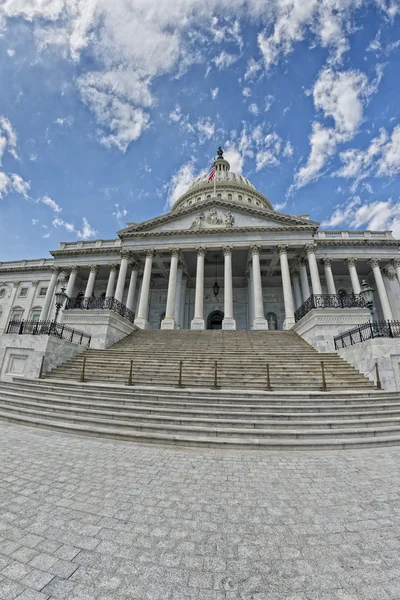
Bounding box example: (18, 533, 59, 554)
(213, 51, 239, 70)
(7, 49, 15, 57)
(77, 217, 97, 240)
(0, 172, 10, 198)
(244, 57, 262, 80)
(248, 103, 259, 116)
(321, 196, 400, 237)
(10, 174, 30, 199)
(29, 153, 38, 162)
(265, 94, 274, 112)
(32, 218, 39, 225)
(41, 194, 62, 213)
(196, 118, 215, 144)
(229, 124, 293, 172)
(0, 115, 18, 163)
(113, 203, 128, 224)
(294, 67, 381, 188)
(255, 132, 283, 170)
(335, 124, 400, 181)
(224, 146, 244, 174)
(54, 116, 74, 127)
(242, 87, 251, 97)
(211, 87, 219, 100)
(165, 161, 204, 208)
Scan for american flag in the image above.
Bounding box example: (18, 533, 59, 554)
(207, 164, 216, 183)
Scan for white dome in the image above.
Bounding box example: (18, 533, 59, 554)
(171, 147, 273, 212)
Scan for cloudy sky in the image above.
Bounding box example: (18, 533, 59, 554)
(0, 0, 400, 260)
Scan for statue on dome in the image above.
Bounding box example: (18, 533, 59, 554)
(217, 146, 224, 159)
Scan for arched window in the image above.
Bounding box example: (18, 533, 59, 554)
(248, 197, 252, 204)
(11, 307, 24, 322)
(207, 194, 211, 199)
(197, 197, 201, 202)
(228, 193, 232, 201)
(30, 307, 41, 322)
(238, 195, 242, 201)
(217, 193, 222, 199)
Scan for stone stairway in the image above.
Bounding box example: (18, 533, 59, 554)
(0, 378, 400, 449)
(45, 330, 373, 391)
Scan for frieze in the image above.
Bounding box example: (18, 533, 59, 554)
(190, 209, 235, 230)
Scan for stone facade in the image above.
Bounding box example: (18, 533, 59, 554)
(0, 150, 399, 338)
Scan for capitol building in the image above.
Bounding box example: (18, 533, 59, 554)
(1, 148, 399, 338)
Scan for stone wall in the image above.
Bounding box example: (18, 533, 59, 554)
(0, 333, 86, 382)
(338, 338, 400, 391)
(61, 309, 136, 348)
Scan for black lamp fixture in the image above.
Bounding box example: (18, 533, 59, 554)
(360, 279, 375, 321)
(213, 254, 220, 298)
(54, 286, 68, 322)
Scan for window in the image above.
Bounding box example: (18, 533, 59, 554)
(217, 193, 222, 199)
(31, 309, 41, 322)
(11, 308, 24, 322)
(38, 287, 48, 297)
(207, 194, 211, 199)
(238, 195, 242, 201)
(337, 289, 348, 297)
(248, 197, 252, 204)
(228, 194, 232, 201)
(19, 287, 28, 298)
(197, 197, 201, 202)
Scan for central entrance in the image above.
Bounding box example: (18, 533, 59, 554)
(207, 310, 224, 330)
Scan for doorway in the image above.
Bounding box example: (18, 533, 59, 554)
(207, 310, 224, 330)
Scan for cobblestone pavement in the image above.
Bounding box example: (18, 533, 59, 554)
(1, 423, 400, 600)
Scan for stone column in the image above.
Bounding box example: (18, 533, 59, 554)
(292, 270, 303, 309)
(134, 250, 154, 329)
(322, 258, 336, 295)
(126, 263, 139, 312)
(39, 267, 60, 320)
(191, 247, 206, 330)
(277, 245, 295, 330)
(393, 258, 400, 285)
(27, 280, 40, 317)
(114, 251, 130, 303)
(135, 273, 143, 315)
(84, 265, 98, 298)
(248, 268, 254, 327)
(250, 245, 268, 330)
(298, 258, 310, 301)
(6, 281, 21, 324)
(222, 246, 236, 330)
(105, 264, 118, 298)
(161, 249, 180, 329)
(174, 262, 184, 329)
(65, 266, 79, 299)
(180, 274, 187, 329)
(305, 243, 322, 295)
(345, 258, 361, 295)
(369, 258, 393, 321)
(383, 266, 400, 320)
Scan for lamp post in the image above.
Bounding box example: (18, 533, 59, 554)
(360, 279, 375, 322)
(54, 286, 68, 322)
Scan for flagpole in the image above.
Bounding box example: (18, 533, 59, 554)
(213, 158, 216, 197)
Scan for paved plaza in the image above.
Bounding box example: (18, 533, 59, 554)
(0, 423, 400, 599)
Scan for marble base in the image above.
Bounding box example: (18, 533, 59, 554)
(339, 338, 400, 391)
(62, 309, 137, 348)
(160, 317, 176, 330)
(222, 317, 236, 330)
(293, 307, 371, 353)
(252, 317, 269, 330)
(0, 333, 86, 382)
(283, 316, 295, 330)
(133, 316, 149, 330)
(191, 317, 205, 330)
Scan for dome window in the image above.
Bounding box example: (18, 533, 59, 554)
(238, 195, 242, 201)
(217, 193, 222, 199)
(207, 194, 211, 199)
(228, 194, 232, 200)
(197, 197, 201, 202)
(248, 198, 252, 204)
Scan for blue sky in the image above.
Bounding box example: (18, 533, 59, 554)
(0, 0, 400, 261)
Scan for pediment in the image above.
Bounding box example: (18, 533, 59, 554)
(119, 199, 318, 238)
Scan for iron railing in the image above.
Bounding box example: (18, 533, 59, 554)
(334, 320, 400, 349)
(65, 296, 135, 323)
(295, 293, 366, 322)
(6, 320, 91, 347)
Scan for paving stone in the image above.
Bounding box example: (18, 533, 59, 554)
(1, 422, 400, 599)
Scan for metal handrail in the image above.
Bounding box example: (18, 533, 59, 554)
(6, 319, 91, 347)
(334, 320, 400, 349)
(65, 296, 135, 324)
(295, 293, 366, 322)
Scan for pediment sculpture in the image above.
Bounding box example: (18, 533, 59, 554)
(190, 209, 235, 230)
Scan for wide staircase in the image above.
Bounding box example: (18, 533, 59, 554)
(2, 330, 399, 450)
(45, 330, 372, 390)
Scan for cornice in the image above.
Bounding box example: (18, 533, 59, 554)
(119, 198, 318, 237)
(125, 225, 316, 239)
(315, 239, 400, 247)
(51, 247, 122, 257)
(0, 265, 55, 274)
